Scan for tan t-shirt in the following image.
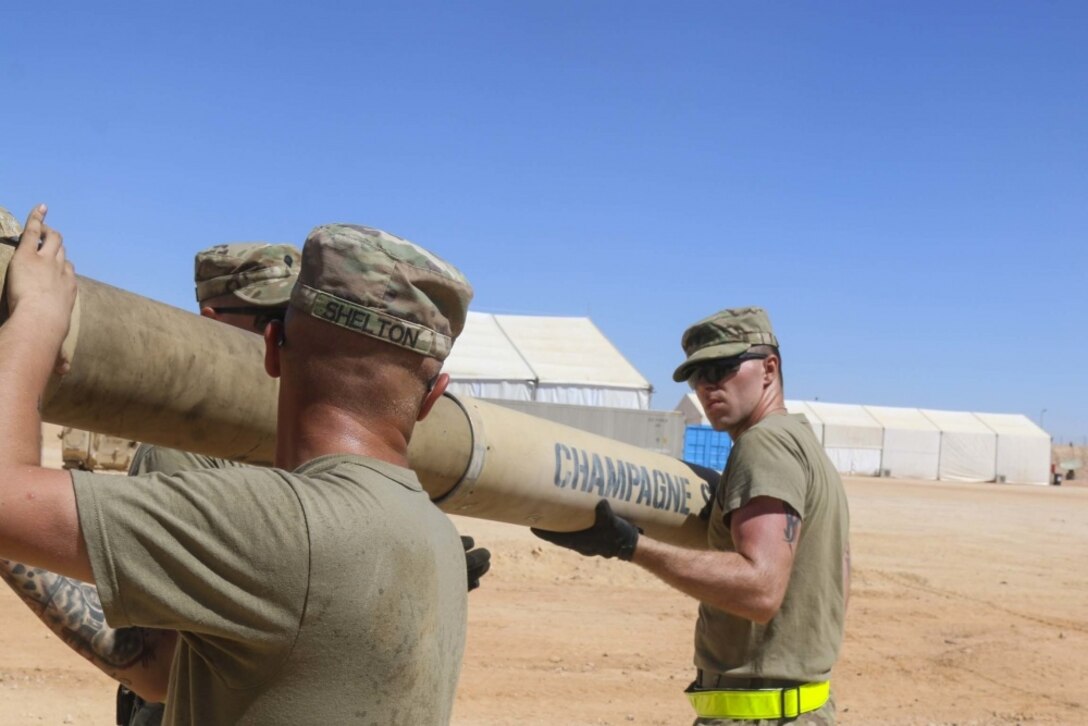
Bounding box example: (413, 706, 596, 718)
(694, 413, 849, 683)
(73, 454, 468, 725)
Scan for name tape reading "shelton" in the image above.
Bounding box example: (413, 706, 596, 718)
(311, 292, 433, 354)
(553, 442, 702, 514)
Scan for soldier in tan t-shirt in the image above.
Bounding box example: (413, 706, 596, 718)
(2, 240, 298, 724)
(534, 307, 850, 725)
(0, 206, 476, 725)
(1, 231, 491, 725)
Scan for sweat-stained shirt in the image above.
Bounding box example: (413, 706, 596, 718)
(73, 453, 467, 726)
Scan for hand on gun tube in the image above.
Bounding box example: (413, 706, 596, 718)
(462, 536, 491, 591)
(531, 499, 641, 561)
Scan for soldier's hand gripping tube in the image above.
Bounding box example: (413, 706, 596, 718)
(461, 536, 491, 591)
(531, 499, 640, 560)
(682, 461, 722, 522)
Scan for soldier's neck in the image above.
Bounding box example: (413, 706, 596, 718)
(276, 403, 411, 471)
(728, 388, 787, 441)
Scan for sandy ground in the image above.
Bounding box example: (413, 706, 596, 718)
(1, 427, 1085, 725)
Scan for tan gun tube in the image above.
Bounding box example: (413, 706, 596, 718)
(0, 218, 709, 548)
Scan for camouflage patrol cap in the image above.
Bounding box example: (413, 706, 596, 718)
(672, 306, 779, 382)
(194, 243, 301, 306)
(0, 206, 21, 239)
(290, 223, 473, 361)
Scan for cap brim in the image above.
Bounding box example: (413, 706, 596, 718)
(233, 277, 296, 306)
(671, 342, 752, 382)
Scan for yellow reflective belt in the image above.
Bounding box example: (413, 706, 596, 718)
(685, 680, 830, 720)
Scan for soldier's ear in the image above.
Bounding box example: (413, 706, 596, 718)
(417, 372, 449, 422)
(762, 355, 779, 387)
(263, 319, 283, 378)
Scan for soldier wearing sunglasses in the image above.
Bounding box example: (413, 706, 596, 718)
(533, 307, 850, 725)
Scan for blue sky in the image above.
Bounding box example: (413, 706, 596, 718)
(2, 2, 1085, 442)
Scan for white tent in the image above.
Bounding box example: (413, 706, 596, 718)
(785, 400, 824, 443)
(677, 392, 710, 426)
(804, 402, 883, 476)
(677, 394, 1048, 484)
(444, 313, 652, 409)
(921, 409, 997, 482)
(443, 312, 536, 401)
(974, 413, 1050, 485)
(864, 405, 940, 480)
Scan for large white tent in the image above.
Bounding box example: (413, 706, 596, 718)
(804, 402, 884, 476)
(784, 400, 824, 443)
(675, 397, 1049, 485)
(920, 409, 998, 482)
(864, 405, 941, 480)
(442, 312, 537, 401)
(444, 312, 652, 409)
(974, 413, 1050, 485)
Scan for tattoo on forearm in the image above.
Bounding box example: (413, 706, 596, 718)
(783, 508, 800, 545)
(0, 559, 162, 672)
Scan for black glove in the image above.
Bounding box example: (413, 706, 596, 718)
(462, 535, 491, 592)
(682, 461, 722, 522)
(530, 499, 640, 561)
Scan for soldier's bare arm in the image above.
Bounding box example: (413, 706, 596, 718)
(0, 207, 175, 700)
(0, 561, 175, 700)
(0, 205, 88, 579)
(631, 496, 800, 623)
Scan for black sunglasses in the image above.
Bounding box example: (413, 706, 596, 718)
(687, 352, 769, 389)
(208, 306, 285, 333)
(208, 306, 282, 317)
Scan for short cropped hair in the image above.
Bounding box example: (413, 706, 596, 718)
(749, 344, 783, 386)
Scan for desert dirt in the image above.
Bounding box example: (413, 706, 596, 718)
(0, 426, 1084, 725)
